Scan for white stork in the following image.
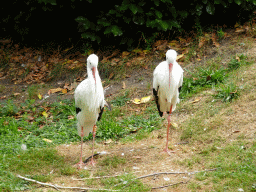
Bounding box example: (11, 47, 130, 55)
(74, 54, 105, 168)
(153, 49, 183, 153)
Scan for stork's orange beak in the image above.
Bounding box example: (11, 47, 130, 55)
(92, 67, 96, 84)
(169, 63, 173, 87)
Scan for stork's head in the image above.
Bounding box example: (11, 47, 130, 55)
(87, 54, 98, 84)
(166, 50, 177, 87)
(166, 49, 177, 64)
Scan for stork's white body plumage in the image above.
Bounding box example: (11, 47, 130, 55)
(153, 49, 183, 152)
(75, 71, 104, 136)
(74, 54, 104, 168)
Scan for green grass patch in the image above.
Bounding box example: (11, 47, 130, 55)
(27, 84, 40, 99)
(0, 96, 163, 191)
(176, 141, 256, 191)
(215, 82, 239, 102)
(181, 53, 252, 101)
(0, 148, 69, 191)
(180, 66, 226, 99)
(111, 90, 130, 106)
(207, 142, 256, 191)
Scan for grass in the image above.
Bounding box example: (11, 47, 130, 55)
(0, 94, 162, 191)
(186, 141, 256, 191)
(174, 49, 255, 191)
(180, 53, 252, 100)
(100, 155, 126, 169)
(215, 82, 239, 102)
(111, 90, 130, 106)
(27, 84, 40, 99)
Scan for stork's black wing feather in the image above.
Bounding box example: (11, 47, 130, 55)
(97, 106, 104, 121)
(178, 86, 182, 93)
(76, 107, 81, 114)
(153, 87, 163, 117)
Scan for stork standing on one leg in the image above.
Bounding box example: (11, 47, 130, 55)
(74, 54, 105, 169)
(153, 49, 184, 153)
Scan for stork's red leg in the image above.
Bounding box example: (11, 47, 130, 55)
(88, 125, 97, 166)
(75, 127, 86, 169)
(164, 105, 172, 153)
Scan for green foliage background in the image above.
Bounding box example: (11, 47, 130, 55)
(0, 0, 256, 49)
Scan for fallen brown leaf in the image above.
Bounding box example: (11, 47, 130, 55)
(43, 138, 52, 143)
(122, 51, 130, 58)
(122, 81, 126, 89)
(38, 93, 42, 99)
(63, 83, 70, 90)
(199, 38, 206, 48)
(48, 87, 63, 95)
(235, 28, 246, 33)
(13, 93, 20, 96)
(0, 96, 6, 100)
(68, 115, 74, 120)
(191, 97, 202, 103)
(176, 54, 184, 61)
(130, 127, 143, 133)
(212, 33, 220, 47)
(27, 116, 35, 122)
(104, 139, 113, 145)
(109, 72, 114, 79)
(235, 54, 240, 62)
(61, 88, 67, 94)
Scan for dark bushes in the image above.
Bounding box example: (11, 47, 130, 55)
(1, 0, 255, 50)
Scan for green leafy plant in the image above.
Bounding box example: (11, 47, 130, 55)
(180, 67, 226, 98)
(111, 91, 130, 106)
(217, 28, 225, 41)
(228, 54, 249, 70)
(215, 83, 239, 102)
(27, 85, 40, 99)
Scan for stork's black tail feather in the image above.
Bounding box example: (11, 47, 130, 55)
(153, 87, 163, 117)
(97, 106, 104, 121)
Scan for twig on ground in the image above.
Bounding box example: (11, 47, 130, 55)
(73, 174, 122, 180)
(120, 168, 218, 189)
(135, 168, 218, 180)
(151, 176, 192, 189)
(17, 175, 120, 191)
(17, 175, 60, 191)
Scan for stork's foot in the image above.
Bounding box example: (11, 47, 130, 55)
(163, 147, 175, 154)
(74, 160, 86, 169)
(87, 158, 96, 166)
(163, 147, 169, 153)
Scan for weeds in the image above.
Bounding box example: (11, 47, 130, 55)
(217, 28, 225, 41)
(27, 84, 40, 99)
(0, 85, 5, 93)
(111, 90, 130, 106)
(181, 53, 250, 100)
(180, 67, 226, 98)
(0, 96, 157, 191)
(228, 54, 249, 70)
(215, 83, 239, 102)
